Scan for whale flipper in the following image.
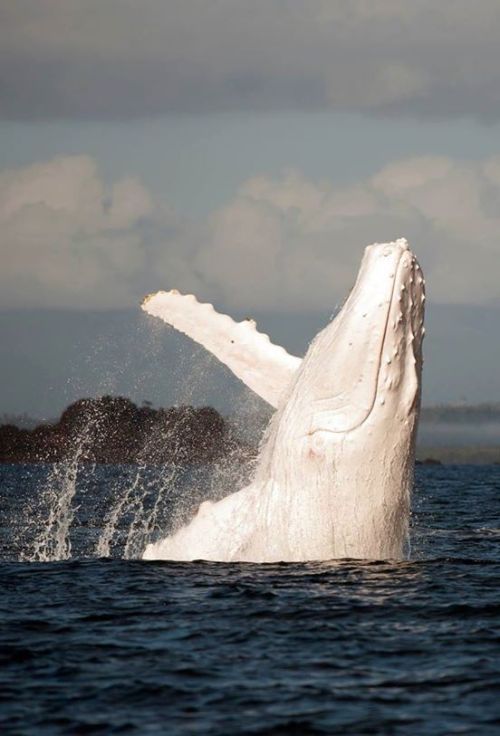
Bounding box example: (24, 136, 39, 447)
(142, 290, 301, 407)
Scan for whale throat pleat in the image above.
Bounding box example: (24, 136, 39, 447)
(142, 290, 302, 407)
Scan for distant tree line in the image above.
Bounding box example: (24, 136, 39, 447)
(0, 396, 250, 465)
(2, 398, 500, 465)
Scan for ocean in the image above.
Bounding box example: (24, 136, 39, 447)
(0, 463, 499, 735)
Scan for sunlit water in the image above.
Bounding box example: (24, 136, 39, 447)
(0, 463, 499, 735)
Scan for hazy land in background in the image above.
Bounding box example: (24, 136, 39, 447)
(1, 304, 499, 463)
(2, 399, 499, 466)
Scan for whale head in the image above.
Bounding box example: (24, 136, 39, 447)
(304, 237, 424, 438)
(261, 238, 425, 560)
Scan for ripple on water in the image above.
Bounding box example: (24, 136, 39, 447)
(0, 464, 499, 735)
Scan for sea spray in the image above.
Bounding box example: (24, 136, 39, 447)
(16, 318, 259, 562)
(96, 467, 144, 558)
(24, 405, 101, 562)
(122, 465, 178, 559)
(99, 402, 251, 559)
(97, 464, 180, 559)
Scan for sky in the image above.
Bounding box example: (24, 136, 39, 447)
(1, 1, 500, 416)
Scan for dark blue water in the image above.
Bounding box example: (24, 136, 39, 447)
(0, 464, 499, 735)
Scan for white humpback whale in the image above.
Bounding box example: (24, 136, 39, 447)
(142, 239, 425, 562)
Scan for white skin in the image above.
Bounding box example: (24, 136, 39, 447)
(142, 239, 425, 562)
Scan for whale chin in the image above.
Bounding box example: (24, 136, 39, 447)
(141, 238, 425, 563)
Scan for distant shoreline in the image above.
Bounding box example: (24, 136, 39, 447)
(1, 398, 499, 466)
(416, 446, 500, 465)
(0, 397, 250, 466)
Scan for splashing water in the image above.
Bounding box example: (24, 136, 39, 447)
(122, 465, 179, 559)
(96, 463, 179, 559)
(21, 395, 114, 561)
(15, 336, 255, 563)
(95, 468, 143, 559)
(24, 432, 93, 562)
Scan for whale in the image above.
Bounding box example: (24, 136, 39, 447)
(142, 238, 425, 562)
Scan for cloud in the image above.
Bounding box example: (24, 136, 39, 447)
(195, 158, 500, 310)
(2, 1, 500, 121)
(0, 155, 201, 308)
(1, 153, 500, 311)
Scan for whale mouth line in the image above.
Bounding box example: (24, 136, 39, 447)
(308, 247, 412, 437)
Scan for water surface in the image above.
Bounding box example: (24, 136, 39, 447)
(0, 464, 499, 735)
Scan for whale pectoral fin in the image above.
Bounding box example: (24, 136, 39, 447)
(142, 290, 302, 408)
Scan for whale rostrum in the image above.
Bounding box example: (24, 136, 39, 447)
(142, 238, 425, 562)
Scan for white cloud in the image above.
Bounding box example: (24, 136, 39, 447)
(1, 153, 500, 311)
(196, 158, 500, 310)
(0, 155, 185, 308)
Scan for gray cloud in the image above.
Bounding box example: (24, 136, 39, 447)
(1, 153, 500, 311)
(195, 159, 500, 310)
(2, 1, 500, 121)
(0, 155, 203, 309)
